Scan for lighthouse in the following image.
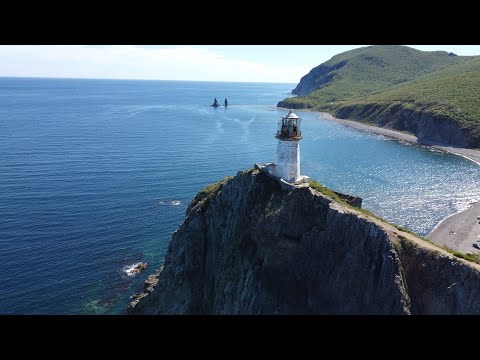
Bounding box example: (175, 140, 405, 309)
(274, 110, 302, 183)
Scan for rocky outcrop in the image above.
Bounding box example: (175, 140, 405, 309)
(129, 266, 162, 309)
(333, 104, 477, 148)
(333, 191, 362, 208)
(128, 169, 480, 315)
(125, 262, 148, 276)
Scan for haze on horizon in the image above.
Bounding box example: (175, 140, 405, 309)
(1, 45, 479, 84)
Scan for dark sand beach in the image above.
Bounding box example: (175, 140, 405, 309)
(427, 202, 480, 254)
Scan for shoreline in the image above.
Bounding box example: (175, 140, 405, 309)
(297, 109, 480, 253)
(427, 202, 480, 255)
(316, 111, 480, 165)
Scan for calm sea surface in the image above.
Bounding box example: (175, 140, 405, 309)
(1, 78, 479, 314)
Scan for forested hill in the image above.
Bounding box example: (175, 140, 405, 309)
(278, 45, 480, 148)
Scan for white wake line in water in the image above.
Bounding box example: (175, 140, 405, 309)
(215, 118, 225, 133)
(206, 118, 225, 144)
(217, 115, 256, 142)
(104, 104, 181, 118)
(224, 116, 256, 134)
(224, 115, 255, 124)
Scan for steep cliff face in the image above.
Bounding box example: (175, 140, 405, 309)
(128, 169, 480, 315)
(333, 105, 476, 148)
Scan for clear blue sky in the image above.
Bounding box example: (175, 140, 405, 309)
(1, 45, 479, 83)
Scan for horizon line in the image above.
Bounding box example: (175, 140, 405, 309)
(0, 75, 297, 85)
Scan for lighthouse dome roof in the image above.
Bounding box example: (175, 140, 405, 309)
(283, 109, 299, 119)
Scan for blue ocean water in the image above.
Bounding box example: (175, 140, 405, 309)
(0, 77, 479, 314)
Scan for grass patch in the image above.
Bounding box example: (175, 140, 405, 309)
(309, 180, 395, 226)
(308, 180, 351, 206)
(189, 168, 255, 211)
(190, 176, 233, 211)
(442, 247, 480, 264)
(310, 180, 384, 220)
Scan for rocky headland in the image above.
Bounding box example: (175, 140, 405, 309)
(128, 168, 480, 315)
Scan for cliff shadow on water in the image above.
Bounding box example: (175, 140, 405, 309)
(128, 169, 480, 315)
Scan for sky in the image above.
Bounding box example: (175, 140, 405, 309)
(0, 45, 479, 83)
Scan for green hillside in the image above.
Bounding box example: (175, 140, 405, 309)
(278, 45, 480, 148)
(332, 57, 480, 144)
(280, 45, 472, 108)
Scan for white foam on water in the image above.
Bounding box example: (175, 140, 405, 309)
(158, 199, 181, 206)
(123, 262, 143, 277)
(205, 111, 226, 144)
(104, 104, 179, 118)
(223, 115, 255, 142)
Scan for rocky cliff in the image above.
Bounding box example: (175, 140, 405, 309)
(333, 105, 476, 148)
(128, 169, 480, 315)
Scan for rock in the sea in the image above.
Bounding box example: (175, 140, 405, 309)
(129, 266, 161, 310)
(127, 262, 148, 276)
(144, 267, 162, 292)
(127, 169, 480, 315)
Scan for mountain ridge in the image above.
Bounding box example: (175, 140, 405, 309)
(278, 45, 480, 148)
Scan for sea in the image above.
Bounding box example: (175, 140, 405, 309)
(1, 77, 479, 314)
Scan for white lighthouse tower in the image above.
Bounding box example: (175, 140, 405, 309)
(274, 110, 302, 183)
